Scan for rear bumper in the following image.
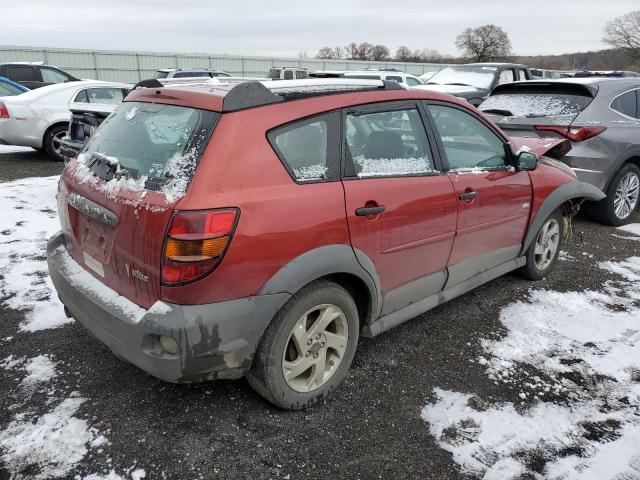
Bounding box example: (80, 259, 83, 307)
(47, 231, 290, 383)
(60, 136, 83, 163)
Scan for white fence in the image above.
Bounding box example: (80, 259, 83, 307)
(0, 45, 449, 83)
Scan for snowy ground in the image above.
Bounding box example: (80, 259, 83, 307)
(0, 161, 639, 478)
(422, 256, 640, 479)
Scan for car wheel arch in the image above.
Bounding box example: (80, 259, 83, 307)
(42, 121, 69, 145)
(603, 153, 640, 192)
(521, 181, 605, 255)
(257, 244, 381, 327)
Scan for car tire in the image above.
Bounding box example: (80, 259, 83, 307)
(43, 124, 68, 162)
(587, 163, 640, 226)
(246, 280, 359, 410)
(518, 210, 564, 281)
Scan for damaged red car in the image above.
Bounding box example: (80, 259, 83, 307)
(47, 78, 604, 409)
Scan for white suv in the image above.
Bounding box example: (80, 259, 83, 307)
(310, 69, 423, 87)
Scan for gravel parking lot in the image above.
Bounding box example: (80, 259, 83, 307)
(1, 147, 639, 480)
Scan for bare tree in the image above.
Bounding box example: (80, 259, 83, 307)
(455, 25, 512, 61)
(395, 46, 412, 61)
(332, 46, 344, 60)
(316, 47, 335, 59)
(345, 42, 375, 60)
(413, 48, 443, 62)
(371, 44, 390, 61)
(603, 10, 640, 59)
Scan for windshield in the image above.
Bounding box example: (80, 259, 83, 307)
(0, 80, 25, 96)
(81, 102, 219, 194)
(427, 66, 497, 89)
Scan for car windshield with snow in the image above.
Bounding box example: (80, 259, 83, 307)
(47, 77, 603, 410)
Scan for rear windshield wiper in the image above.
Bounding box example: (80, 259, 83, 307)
(87, 153, 132, 181)
(481, 109, 514, 116)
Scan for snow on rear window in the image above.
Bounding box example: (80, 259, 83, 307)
(79, 102, 218, 199)
(480, 93, 591, 118)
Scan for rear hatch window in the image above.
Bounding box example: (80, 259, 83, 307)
(80, 102, 218, 201)
(480, 83, 596, 127)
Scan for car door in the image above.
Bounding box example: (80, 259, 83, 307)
(3, 65, 41, 89)
(341, 101, 458, 315)
(425, 102, 532, 287)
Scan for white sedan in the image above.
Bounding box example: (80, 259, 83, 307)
(0, 80, 131, 161)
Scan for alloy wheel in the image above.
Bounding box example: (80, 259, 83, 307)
(281, 304, 348, 393)
(534, 218, 560, 270)
(51, 131, 65, 155)
(614, 172, 640, 220)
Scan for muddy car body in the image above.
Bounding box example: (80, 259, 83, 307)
(47, 77, 603, 409)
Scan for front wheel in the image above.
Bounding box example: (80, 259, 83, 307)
(247, 280, 359, 410)
(519, 211, 564, 280)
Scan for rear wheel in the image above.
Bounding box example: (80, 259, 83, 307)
(247, 280, 359, 410)
(43, 124, 68, 162)
(587, 163, 640, 226)
(519, 211, 564, 280)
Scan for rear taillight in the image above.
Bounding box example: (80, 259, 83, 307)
(161, 208, 239, 286)
(534, 125, 606, 142)
(0, 102, 9, 119)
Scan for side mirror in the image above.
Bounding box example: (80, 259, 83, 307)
(516, 151, 538, 170)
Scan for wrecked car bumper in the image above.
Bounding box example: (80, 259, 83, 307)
(47, 231, 290, 383)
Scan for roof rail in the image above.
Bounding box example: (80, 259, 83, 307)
(131, 77, 407, 112)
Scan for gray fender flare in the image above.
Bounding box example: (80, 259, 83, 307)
(521, 181, 605, 255)
(258, 244, 381, 322)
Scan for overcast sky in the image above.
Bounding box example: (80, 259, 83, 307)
(2, 0, 638, 58)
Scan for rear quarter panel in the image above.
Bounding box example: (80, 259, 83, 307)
(160, 103, 351, 305)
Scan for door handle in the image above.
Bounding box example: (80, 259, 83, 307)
(458, 191, 478, 201)
(355, 205, 386, 216)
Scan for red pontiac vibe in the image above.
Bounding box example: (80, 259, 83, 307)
(47, 77, 604, 409)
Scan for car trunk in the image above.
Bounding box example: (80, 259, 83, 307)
(480, 82, 598, 139)
(56, 101, 219, 309)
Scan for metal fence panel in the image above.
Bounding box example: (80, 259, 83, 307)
(0, 45, 449, 82)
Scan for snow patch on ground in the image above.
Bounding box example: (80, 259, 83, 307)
(2, 354, 58, 386)
(0, 176, 70, 331)
(0, 394, 106, 479)
(618, 223, 640, 237)
(0, 145, 34, 154)
(422, 256, 640, 478)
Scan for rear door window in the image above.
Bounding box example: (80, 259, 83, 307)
(283, 70, 294, 80)
(295, 71, 308, 79)
(498, 69, 515, 85)
(81, 102, 219, 193)
(428, 104, 507, 171)
(268, 111, 340, 182)
(41, 67, 72, 83)
(5, 65, 37, 82)
(611, 90, 638, 118)
(344, 106, 436, 178)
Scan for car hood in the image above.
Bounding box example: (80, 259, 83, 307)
(509, 136, 572, 160)
(413, 84, 485, 98)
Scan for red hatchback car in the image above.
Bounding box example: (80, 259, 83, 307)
(47, 78, 603, 409)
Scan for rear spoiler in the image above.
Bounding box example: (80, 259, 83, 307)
(491, 81, 599, 98)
